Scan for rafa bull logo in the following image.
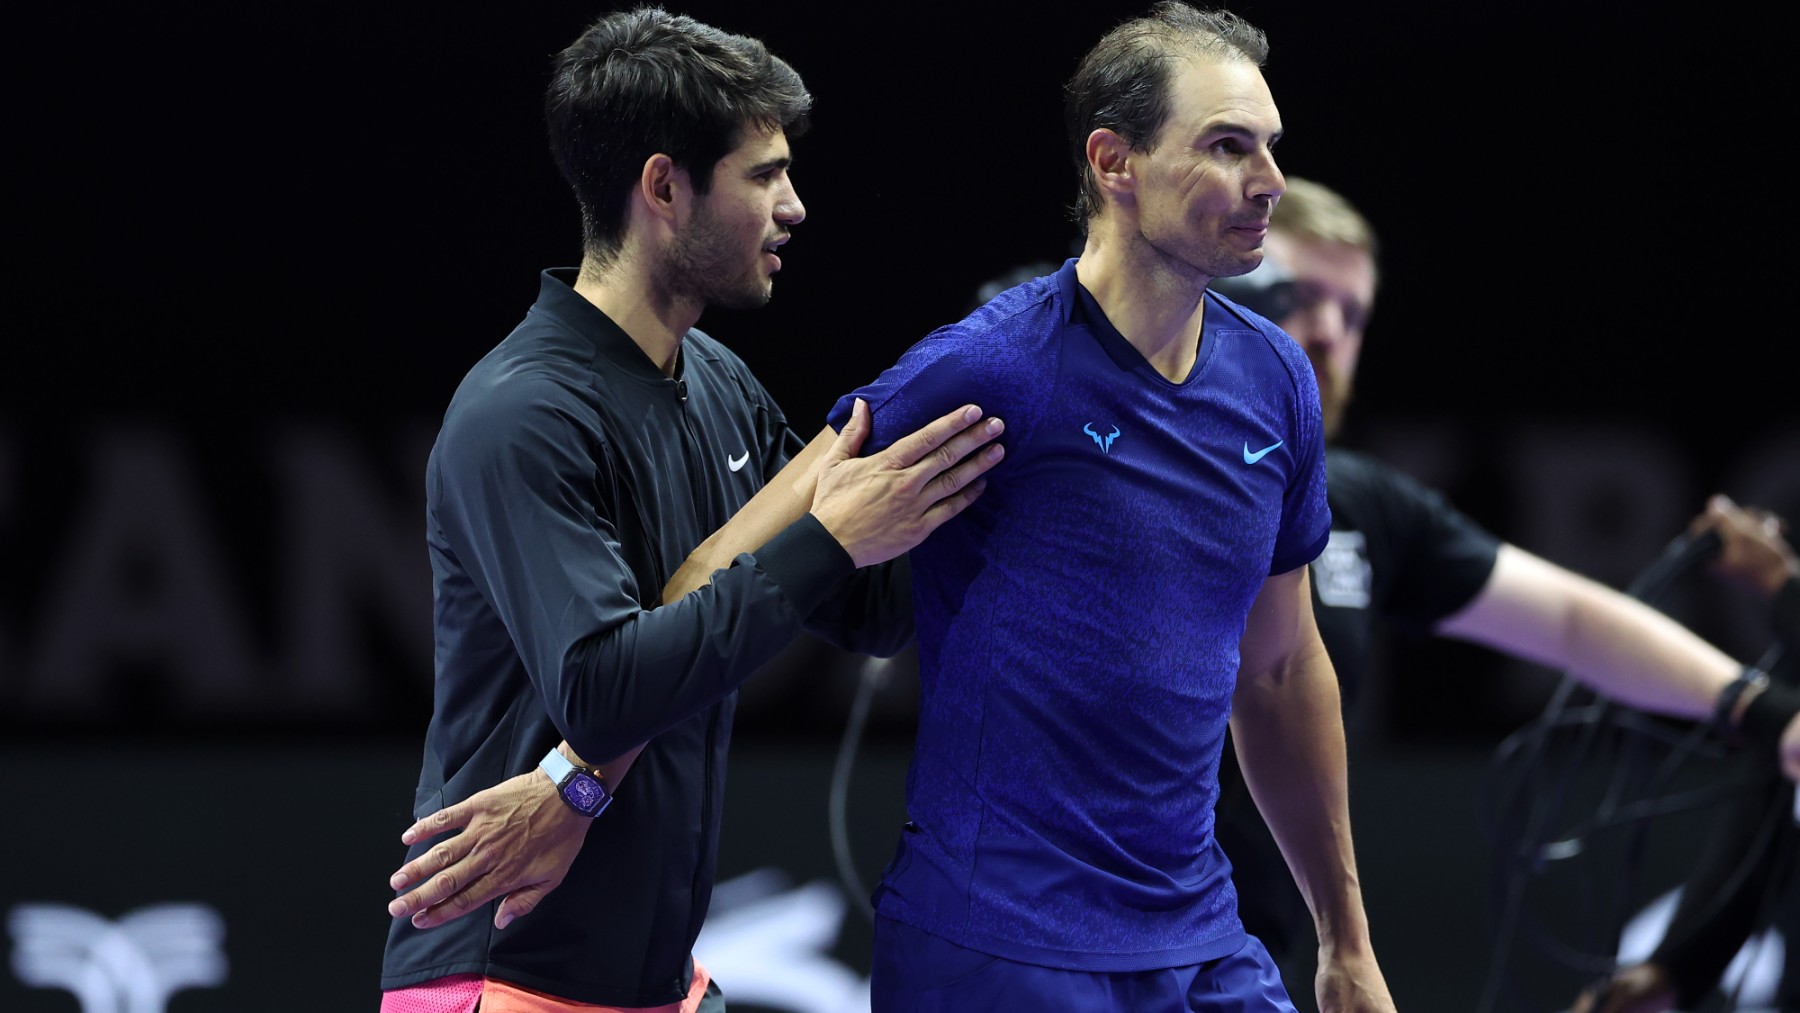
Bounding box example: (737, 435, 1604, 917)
(1083, 423, 1120, 453)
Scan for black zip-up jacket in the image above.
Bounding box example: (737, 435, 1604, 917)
(381, 269, 911, 1004)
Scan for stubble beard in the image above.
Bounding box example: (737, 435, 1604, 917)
(1142, 222, 1261, 290)
(663, 203, 773, 312)
(1311, 352, 1352, 442)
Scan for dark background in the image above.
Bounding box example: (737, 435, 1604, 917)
(3, 1, 1796, 1009)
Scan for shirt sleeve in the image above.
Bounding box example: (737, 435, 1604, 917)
(803, 556, 915, 657)
(823, 322, 1048, 457)
(1333, 450, 1501, 632)
(735, 360, 918, 657)
(1268, 337, 1332, 576)
(433, 387, 853, 761)
(813, 323, 1057, 655)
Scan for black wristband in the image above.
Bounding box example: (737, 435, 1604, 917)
(1738, 680, 1800, 751)
(1712, 667, 1769, 742)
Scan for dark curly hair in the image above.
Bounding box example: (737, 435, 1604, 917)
(545, 7, 812, 266)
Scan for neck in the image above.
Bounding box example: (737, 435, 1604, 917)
(571, 250, 700, 377)
(1075, 229, 1209, 383)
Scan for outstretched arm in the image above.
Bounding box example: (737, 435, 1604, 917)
(1230, 566, 1395, 1013)
(1440, 535, 1800, 778)
(388, 401, 1004, 930)
(1435, 544, 1739, 720)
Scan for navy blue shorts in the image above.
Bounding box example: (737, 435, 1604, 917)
(870, 915, 1296, 1012)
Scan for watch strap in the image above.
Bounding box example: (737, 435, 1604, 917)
(539, 746, 576, 786)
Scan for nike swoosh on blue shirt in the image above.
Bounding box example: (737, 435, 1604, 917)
(1242, 440, 1284, 464)
(727, 452, 750, 472)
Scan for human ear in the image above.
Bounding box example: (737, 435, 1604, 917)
(638, 153, 684, 225)
(1086, 128, 1134, 201)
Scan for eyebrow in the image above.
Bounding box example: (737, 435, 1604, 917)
(1200, 121, 1283, 146)
(747, 155, 793, 175)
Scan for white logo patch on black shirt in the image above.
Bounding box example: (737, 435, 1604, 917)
(1315, 530, 1372, 609)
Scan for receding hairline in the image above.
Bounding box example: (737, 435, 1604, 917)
(1138, 51, 1280, 157)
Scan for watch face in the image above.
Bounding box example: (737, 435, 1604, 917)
(563, 772, 610, 816)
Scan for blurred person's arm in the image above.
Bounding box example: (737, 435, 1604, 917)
(1435, 544, 1741, 719)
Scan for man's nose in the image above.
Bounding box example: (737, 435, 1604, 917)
(776, 182, 805, 227)
(1248, 148, 1284, 205)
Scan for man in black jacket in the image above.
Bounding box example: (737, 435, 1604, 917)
(378, 8, 1004, 1011)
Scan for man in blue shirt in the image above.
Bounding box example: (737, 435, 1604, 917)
(390, 4, 1397, 1010)
(812, 7, 1391, 1007)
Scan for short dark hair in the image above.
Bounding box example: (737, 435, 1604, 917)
(545, 6, 813, 265)
(1063, 2, 1269, 228)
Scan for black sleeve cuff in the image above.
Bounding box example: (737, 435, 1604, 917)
(802, 555, 915, 657)
(748, 513, 856, 620)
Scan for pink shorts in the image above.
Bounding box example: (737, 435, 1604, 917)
(382, 961, 711, 1013)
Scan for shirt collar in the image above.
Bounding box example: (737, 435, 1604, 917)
(533, 267, 677, 383)
(1059, 257, 1220, 383)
